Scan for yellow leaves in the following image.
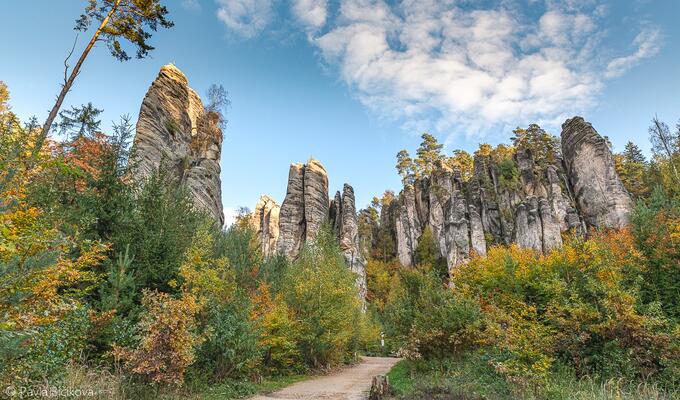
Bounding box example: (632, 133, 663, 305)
(365, 259, 398, 312)
(2, 241, 107, 330)
(113, 290, 202, 386)
(178, 225, 235, 307)
(444, 228, 674, 382)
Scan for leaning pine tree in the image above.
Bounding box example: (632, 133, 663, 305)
(40, 0, 173, 140)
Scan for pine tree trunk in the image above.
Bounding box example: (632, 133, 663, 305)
(40, 0, 122, 140)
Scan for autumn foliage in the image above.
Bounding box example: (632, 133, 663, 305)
(113, 290, 201, 386)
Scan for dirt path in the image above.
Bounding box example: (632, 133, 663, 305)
(250, 357, 400, 400)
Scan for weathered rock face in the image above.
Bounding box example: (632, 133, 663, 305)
(250, 195, 280, 258)
(133, 64, 224, 224)
(562, 117, 633, 229)
(276, 163, 309, 259)
(386, 116, 632, 276)
(330, 184, 368, 307)
(252, 159, 367, 304)
(395, 185, 421, 267)
(303, 159, 330, 243)
(275, 159, 330, 259)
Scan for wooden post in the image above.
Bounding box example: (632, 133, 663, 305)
(369, 375, 390, 400)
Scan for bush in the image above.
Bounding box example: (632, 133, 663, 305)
(113, 290, 201, 386)
(196, 297, 262, 381)
(213, 223, 263, 292)
(365, 259, 400, 312)
(631, 188, 680, 321)
(452, 231, 680, 385)
(3, 306, 92, 386)
(383, 270, 481, 359)
(282, 224, 364, 368)
(251, 284, 304, 375)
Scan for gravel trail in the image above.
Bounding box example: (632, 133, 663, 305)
(249, 357, 400, 400)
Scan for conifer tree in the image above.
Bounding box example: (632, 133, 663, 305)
(396, 149, 415, 185)
(55, 102, 103, 140)
(41, 0, 173, 138)
(415, 133, 444, 177)
(623, 141, 646, 164)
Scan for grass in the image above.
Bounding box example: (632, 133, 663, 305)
(199, 374, 307, 399)
(385, 355, 679, 400)
(386, 359, 413, 394)
(54, 363, 309, 399)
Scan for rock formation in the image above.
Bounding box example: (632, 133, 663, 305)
(276, 159, 330, 259)
(387, 117, 632, 276)
(133, 64, 224, 224)
(330, 184, 368, 307)
(561, 117, 633, 229)
(250, 195, 280, 258)
(253, 159, 367, 305)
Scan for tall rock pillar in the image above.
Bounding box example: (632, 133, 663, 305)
(133, 64, 224, 225)
(561, 117, 633, 229)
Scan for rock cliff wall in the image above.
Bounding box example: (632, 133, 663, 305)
(133, 64, 224, 224)
(388, 117, 632, 277)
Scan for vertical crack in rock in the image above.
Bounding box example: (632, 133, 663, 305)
(303, 159, 330, 244)
(250, 195, 280, 258)
(276, 163, 308, 259)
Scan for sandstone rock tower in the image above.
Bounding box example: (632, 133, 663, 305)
(254, 159, 368, 304)
(133, 64, 224, 225)
(561, 117, 633, 229)
(276, 159, 329, 259)
(330, 184, 368, 305)
(250, 195, 280, 258)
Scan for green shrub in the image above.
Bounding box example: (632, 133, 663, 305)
(7, 306, 92, 385)
(282, 224, 364, 368)
(213, 224, 263, 292)
(196, 295, 262, 381)
(383, 270, 481, 359)
(631, 188, 680, 321)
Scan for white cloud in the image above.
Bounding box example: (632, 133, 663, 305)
(214, 0, 661, 136)
(216, 0, 276, 38)
(292, 0, 328, 29)
(309, 1, 596, 133)
(605, 28, 661, 78)
(307, 0, 661, 135)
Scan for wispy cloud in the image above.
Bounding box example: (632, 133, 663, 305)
(214, 0, 662, 135)
(605, 27, 661, 78)
(182, 0, 201, 11)
(216, 0, 276, 38)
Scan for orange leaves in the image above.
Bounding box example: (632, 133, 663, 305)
(113, 290, 202, 386)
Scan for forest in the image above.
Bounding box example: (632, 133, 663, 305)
(1, 1, 680, 400)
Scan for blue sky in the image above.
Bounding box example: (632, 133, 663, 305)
(1, 0, 679, 225)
